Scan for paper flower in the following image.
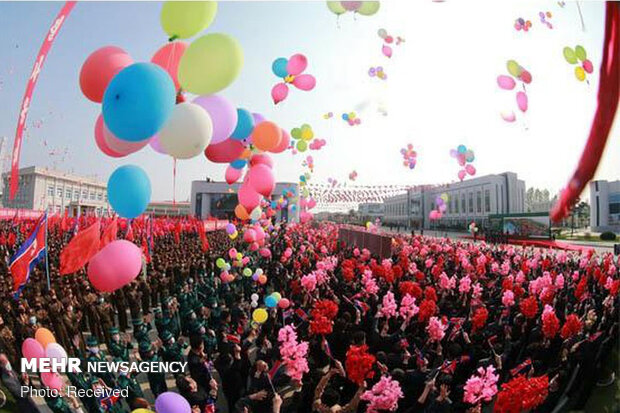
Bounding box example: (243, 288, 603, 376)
(459, 275, 472, 294)
(471, 307, 488, 333)
(494, 375, 549, 413)
(542, 305, 560, 339)
(560, 314, 583, 340)
(379, 291, 398, 319)
(361, 375, 403, 413)
(502, 290, 515, 307)
(301, 272, 317, 292)
(277, 325, 309, 382)
(427, 316, 447, 343)
(362, 270, 379, 295)
(463, 365, 499, 405)
(346, 345, 376, 385)
(399, 294, 419, 321)
(418, 299, 437, 323)
(519, 296, 539, 319)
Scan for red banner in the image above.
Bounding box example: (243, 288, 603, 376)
(9, 1, 76, 200)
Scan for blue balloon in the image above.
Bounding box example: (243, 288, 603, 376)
(457, 144, 467, 153)
(103, 63, 175, 142)
(230, 159, 247, 169)
(272, 58, 289, 78)
(107, 165, 151, 219)
(230, 108, 255, 140)
(342, 113, 349, 121)
(265, 296, 277, 308)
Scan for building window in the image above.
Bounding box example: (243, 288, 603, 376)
(97, 193, 103, 201)
(455, 195, 459, 213)
(82, 190, 87, 199)
(56, 187, 63, 197)
(476, 191, 482, 213)
(468, 193, 474, 213)
(90, 192, 95, 200)
(66, 189, 71, 199)
(485, 190, 491, 212)
(48, 186, 54, 196)
(461, 194, 466, 213)
(74, 190, 79, 200)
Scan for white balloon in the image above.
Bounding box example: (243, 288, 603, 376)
(45, 342, 68, 363)
(250, 207, 262, 221)
(251, 301, 258, 308)
(159, 102, 213, 159)
(256, 268, 263, 276)
(251, 293, 259, 301)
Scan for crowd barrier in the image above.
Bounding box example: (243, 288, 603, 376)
(0, 208, 43, 220)
(338, 226, 393, 259)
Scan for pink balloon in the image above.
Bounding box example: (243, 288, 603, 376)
(382, 45, 393, 58)
(192, 94, 238, 145)
(149, 135, 167, 154)
(243, 229, 257, 243)
(458, 170, 467, 181)
(250, 154, 274, 169)
(249, 242, 259, 251)
(225, 165, 243, 185)
(583, 59, 593, 74)
(80, 46, 133, 103)
(457, 154, 467, 166)
(242, 256, 250, 265)
(429, 210, 438, 220)
(94, 115, 123, 158)
(259, 248, 271, 258)
(238, 184, 262, 211)
(103, 120, 150, 155)
(286, 54, 308, 76)
(500, 111, 516, 122)
(248, 164, 275, 197)
(272, 83, 289, 104)
(307, 199, 317, 209)
(254, 226, 266, 241)
(284, 248, 292, 257)
(516, 91, 528, 112)
(342, 1, 362, 11)
(496, 75, 516, 90)
(21, 338, 44, 361)
(271, 129, 290, 153)
(151, 41, 188, 90)
(41, 372, 63, 391)
(465, 164, 476, 176)
(88, 240, 142, 292)
(278, 298, 290, 309)
(300, 211, 313, 223)
(292, 74, 316, 91)
(228, 248, 238, 259)
(205, 139, 245, 163)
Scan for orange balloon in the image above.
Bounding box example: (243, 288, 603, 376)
(235, 204, 249, 220)
(35, 328, 56, 348)
(251, 121, 282, 152)
(258, 274, 267, 284)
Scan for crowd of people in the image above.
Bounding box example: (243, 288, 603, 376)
(0, 217, 617, 413)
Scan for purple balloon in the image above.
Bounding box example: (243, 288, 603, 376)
(155, 392, 191, 413)
(192, 95, 238, 145)
(149, 135, 166, 154)
(252, 112, 266, 125)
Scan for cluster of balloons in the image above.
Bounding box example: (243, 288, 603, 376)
(514, 17, 532, 31)
(265, 291, 290, 309)
(326, 1, 380, 17)
(400, 144, 418, 169)
(271, 54, 316, 104)
(368, 66, 387, 80)
(216, 256, 236, 283)
(497, 60, 532, 123)
(377, 28, 403, 58)
(563, 45, 593, 82)
(349, 170, 358, 181)
(450, 145, 476, 181)
(225, 222, 238, 240)
(469, 221, 479, 234)
(309, 138, 327, 151)
(22, 329, 67, 391)
(342, 112, 361, 126)
(429, 193, 449, 221)
(327, 177, 339, 187)
(242, 224, 270, 254)
(303, 155, 314, 172)
(539, 11, 553, 29)
(298, 197, 316, 224)
(290, 124, 316, 152)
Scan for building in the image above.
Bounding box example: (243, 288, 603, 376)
(145, 201, 191, 216)
(590, 180, 620, 232)
(2, 166, 110, 216)
(190, 180, 299, 221)
(383, 172, 526, 230)
(358, 202, 385, 221)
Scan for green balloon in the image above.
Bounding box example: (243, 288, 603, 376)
(179, 33, 244, 95)
(574, 45, 587, 62)
(326, 1, 346, 15)
(291, 128, 302, 139)
(216, 258, 225, 268)
(160, 1, 218, 40)
(296, 140, 308, 152)
(563, 47, 577, 64)
(243, 268, 252, 277)
(506, 60, 521, 77)
(357, 1, 380, 16)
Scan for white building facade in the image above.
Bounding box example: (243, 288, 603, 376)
(590, 180, 620, 233)
(2, 166, 110, 216)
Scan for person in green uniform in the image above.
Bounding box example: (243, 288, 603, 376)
(117, 370, 145, 411)
(161, 330, 188, 366)
(84, 336, 115, 387)
(132, 317, 151, 346)
(153, 307, 168, 337)
(107, 327, 132, 362)
(67, 371, 100, 413)
(44, 391, 74, 413)
(163, 306, 180, 339)
(138, 341, 168, 398)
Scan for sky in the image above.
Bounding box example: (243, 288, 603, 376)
(0, 1, 618, 205)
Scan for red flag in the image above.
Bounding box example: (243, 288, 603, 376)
(125, 221, 134, 242)
(59, 221, 100, 275)
(100, 217, 117, 249)
(197, 223, 209, 252)
(174, 220, 182, 244)
(141, 237, 151, 264)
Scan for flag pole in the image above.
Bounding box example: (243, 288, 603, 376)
(44, 212, 50, 291)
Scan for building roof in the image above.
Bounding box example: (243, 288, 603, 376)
(3, 166, 106, 187)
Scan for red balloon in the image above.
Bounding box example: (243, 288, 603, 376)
(520, 70, 532, 84)
(271, 129, 291, 154)
(248, 164, 275, 197)
(94, 115, 123, 158)
(225, 165, 243, 185)
(250, 154, 274, 168)
(80, 46, 133, 103)
(205, 139, 245, 163)
(238, 184, 261, 211)
(151, 41, 188, 90)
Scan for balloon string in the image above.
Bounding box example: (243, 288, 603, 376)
(576, 1, 586, 31)
(173, 158, 177, 206)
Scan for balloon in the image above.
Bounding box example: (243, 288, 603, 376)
(327, 1, 346, 15)
(151, 41, 189, 90)
(342, 1, 362, 11)
(272, 57, 289, 78)
(382, 45, 393, 58)
(159, 102, 213, 159)
(225, 223, 236, 235)
(252, 308, 268, 323)
(41, 372, 63, 391)
(205, 139, 245, 163)
(457, 145, 467, 153)
(258, 274, 267, 284)
(286, 54, 308, 76)
(272, 292, 282, 301)
(271, 83, 289, 104)
(225, 165, 243, 185)
(265, 296, 277, 308)
(46, 342, 68, 363)
(500, 111, 516, 122)
(520, 70, 532, 84)
(80, 46, 133, 103)
(149, 135, 167, 154)
(243, 268, 253, 277)
(250, 154, 274, 169)
(357, 1, 380, 15)
(88, 240, 142, 292)
(278, 298, 290, 309)
(94, 115, 123, 158)
(238, 184, 261, 211)
(582, 59, 593, 74)
(178, 33, 244, 95)
(292, 74, 316, 91)
(497, 75, 516, 90)
(35, 328, 56, 348)
(563, 47, 577, 64)
(296, 140, 308, 152)
(102, 63, 176, 141)
(574, 66, 586, 81)
(103, 118, 150, 155)
(160, 1, 218, 39)
(216, 258, 226, 268)
(250, 207, 262, 221)
(231, 108, 255, 140)
(253, 113, 266, 125)
(192, 94, 238, 145)
(506, 60, 521, 77)
(516, 91, 528, 112)
(252, 121, 282, 152)
(132, 410, 155, 413)
(458, 170, 466, 181)
(155, 391, 191, 413)
(235, 204, 249, 220)
(465, 164, 476, 176)
(230, 159, 247, 169)
(243, 229, 257, 243)
(574, 45, 587, 61)
(107, 165, 151, 219)
(228, 248, 238, 259)
(271, 129, 291, 153)
(22, 338, 44, 361)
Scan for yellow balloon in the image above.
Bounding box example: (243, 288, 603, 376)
(574, 66, 586, 82)
(301, 128, 314, 141)
(179, 33, 244, 95)
(160, 1, 217, 40)
(229, 231, 238, 240)
(326, 1, 346, 15)
(132, 410, 154, 413)
(357, 1, 380, 16)
(253, 308, 268, 323)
